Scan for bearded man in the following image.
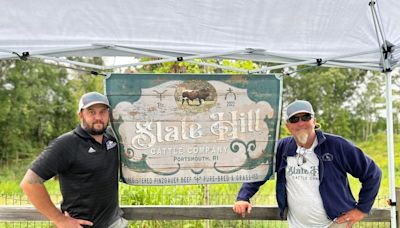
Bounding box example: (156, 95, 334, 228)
(233, 100, 382, 228)
(20, 92, 127, 228)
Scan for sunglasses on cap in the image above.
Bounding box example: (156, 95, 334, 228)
(287, 114, 313, 124)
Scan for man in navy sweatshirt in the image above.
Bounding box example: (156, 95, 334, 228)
(233, 100, 382, 228)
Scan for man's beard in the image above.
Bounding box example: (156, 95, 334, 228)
(294, 130, 309, 145)
(82, 119, 107, 135)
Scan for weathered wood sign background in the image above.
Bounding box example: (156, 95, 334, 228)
(106, 74, 282, 185)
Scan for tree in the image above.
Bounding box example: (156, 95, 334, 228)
(353, 72, 386, 140)
(392, 71, 400, 134)
(0, 58, 103, 163)
(283, 67, 367, 139)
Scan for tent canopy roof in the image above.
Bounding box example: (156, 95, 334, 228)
(1, 0, 399, 72)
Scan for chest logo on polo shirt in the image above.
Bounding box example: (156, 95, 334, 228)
(88, 147, 96, 153)
(106, 140, 117, 150)
(322, 153, 333, 161)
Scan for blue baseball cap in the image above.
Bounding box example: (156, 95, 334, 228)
(78, 92, 110, 112)
(285, 100, 314, 120)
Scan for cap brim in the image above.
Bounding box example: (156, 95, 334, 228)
(81, 101, 110, 110)
(286, 110, 313, 120)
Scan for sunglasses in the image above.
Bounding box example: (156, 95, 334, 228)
(297, 153, 306, 166)
(287, 114, 312, 124)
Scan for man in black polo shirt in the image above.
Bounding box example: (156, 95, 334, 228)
(20, 92, 127, 228)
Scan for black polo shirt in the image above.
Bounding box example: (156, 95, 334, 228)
(31, 125, 120, 227)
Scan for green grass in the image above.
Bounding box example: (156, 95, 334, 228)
(355, 133, 400, 198)
(0, 158, 63, 205)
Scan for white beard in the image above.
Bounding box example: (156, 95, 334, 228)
(294, 130, 309, 145)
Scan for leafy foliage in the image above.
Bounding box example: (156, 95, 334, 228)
(283, 67, 390, 140)
(0, 59, 103, 163)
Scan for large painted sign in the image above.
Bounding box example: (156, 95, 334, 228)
(105, 74, 282, 185)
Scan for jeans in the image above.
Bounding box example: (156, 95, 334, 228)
(108, 217, 128, 228)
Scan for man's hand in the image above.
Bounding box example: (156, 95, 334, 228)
(53, 211, 93, 228)
(232, 200, 252, 218)
(335, 208, 367, 228)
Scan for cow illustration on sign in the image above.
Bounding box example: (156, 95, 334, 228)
(175, 80, 217, 112)
(181, 87, 210, 106)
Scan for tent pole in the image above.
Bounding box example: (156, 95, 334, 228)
(384, 70, 397, 228)
(370, 1, 397, 226)
(33, 55, 107, 70)
(250, 49, 382, 73)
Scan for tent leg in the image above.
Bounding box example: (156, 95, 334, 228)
(384, 71, 397, 228)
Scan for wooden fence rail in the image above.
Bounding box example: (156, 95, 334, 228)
(0, 206, 392, 222)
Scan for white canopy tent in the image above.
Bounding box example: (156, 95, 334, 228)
(1, 0, 399, 72)
(1, 0, 399, 226)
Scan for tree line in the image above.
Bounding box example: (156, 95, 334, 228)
(0, 59, 399, 164)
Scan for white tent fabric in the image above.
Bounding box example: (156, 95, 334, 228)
(0, 0, 399, 71)
(1, 0, 398, 226)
